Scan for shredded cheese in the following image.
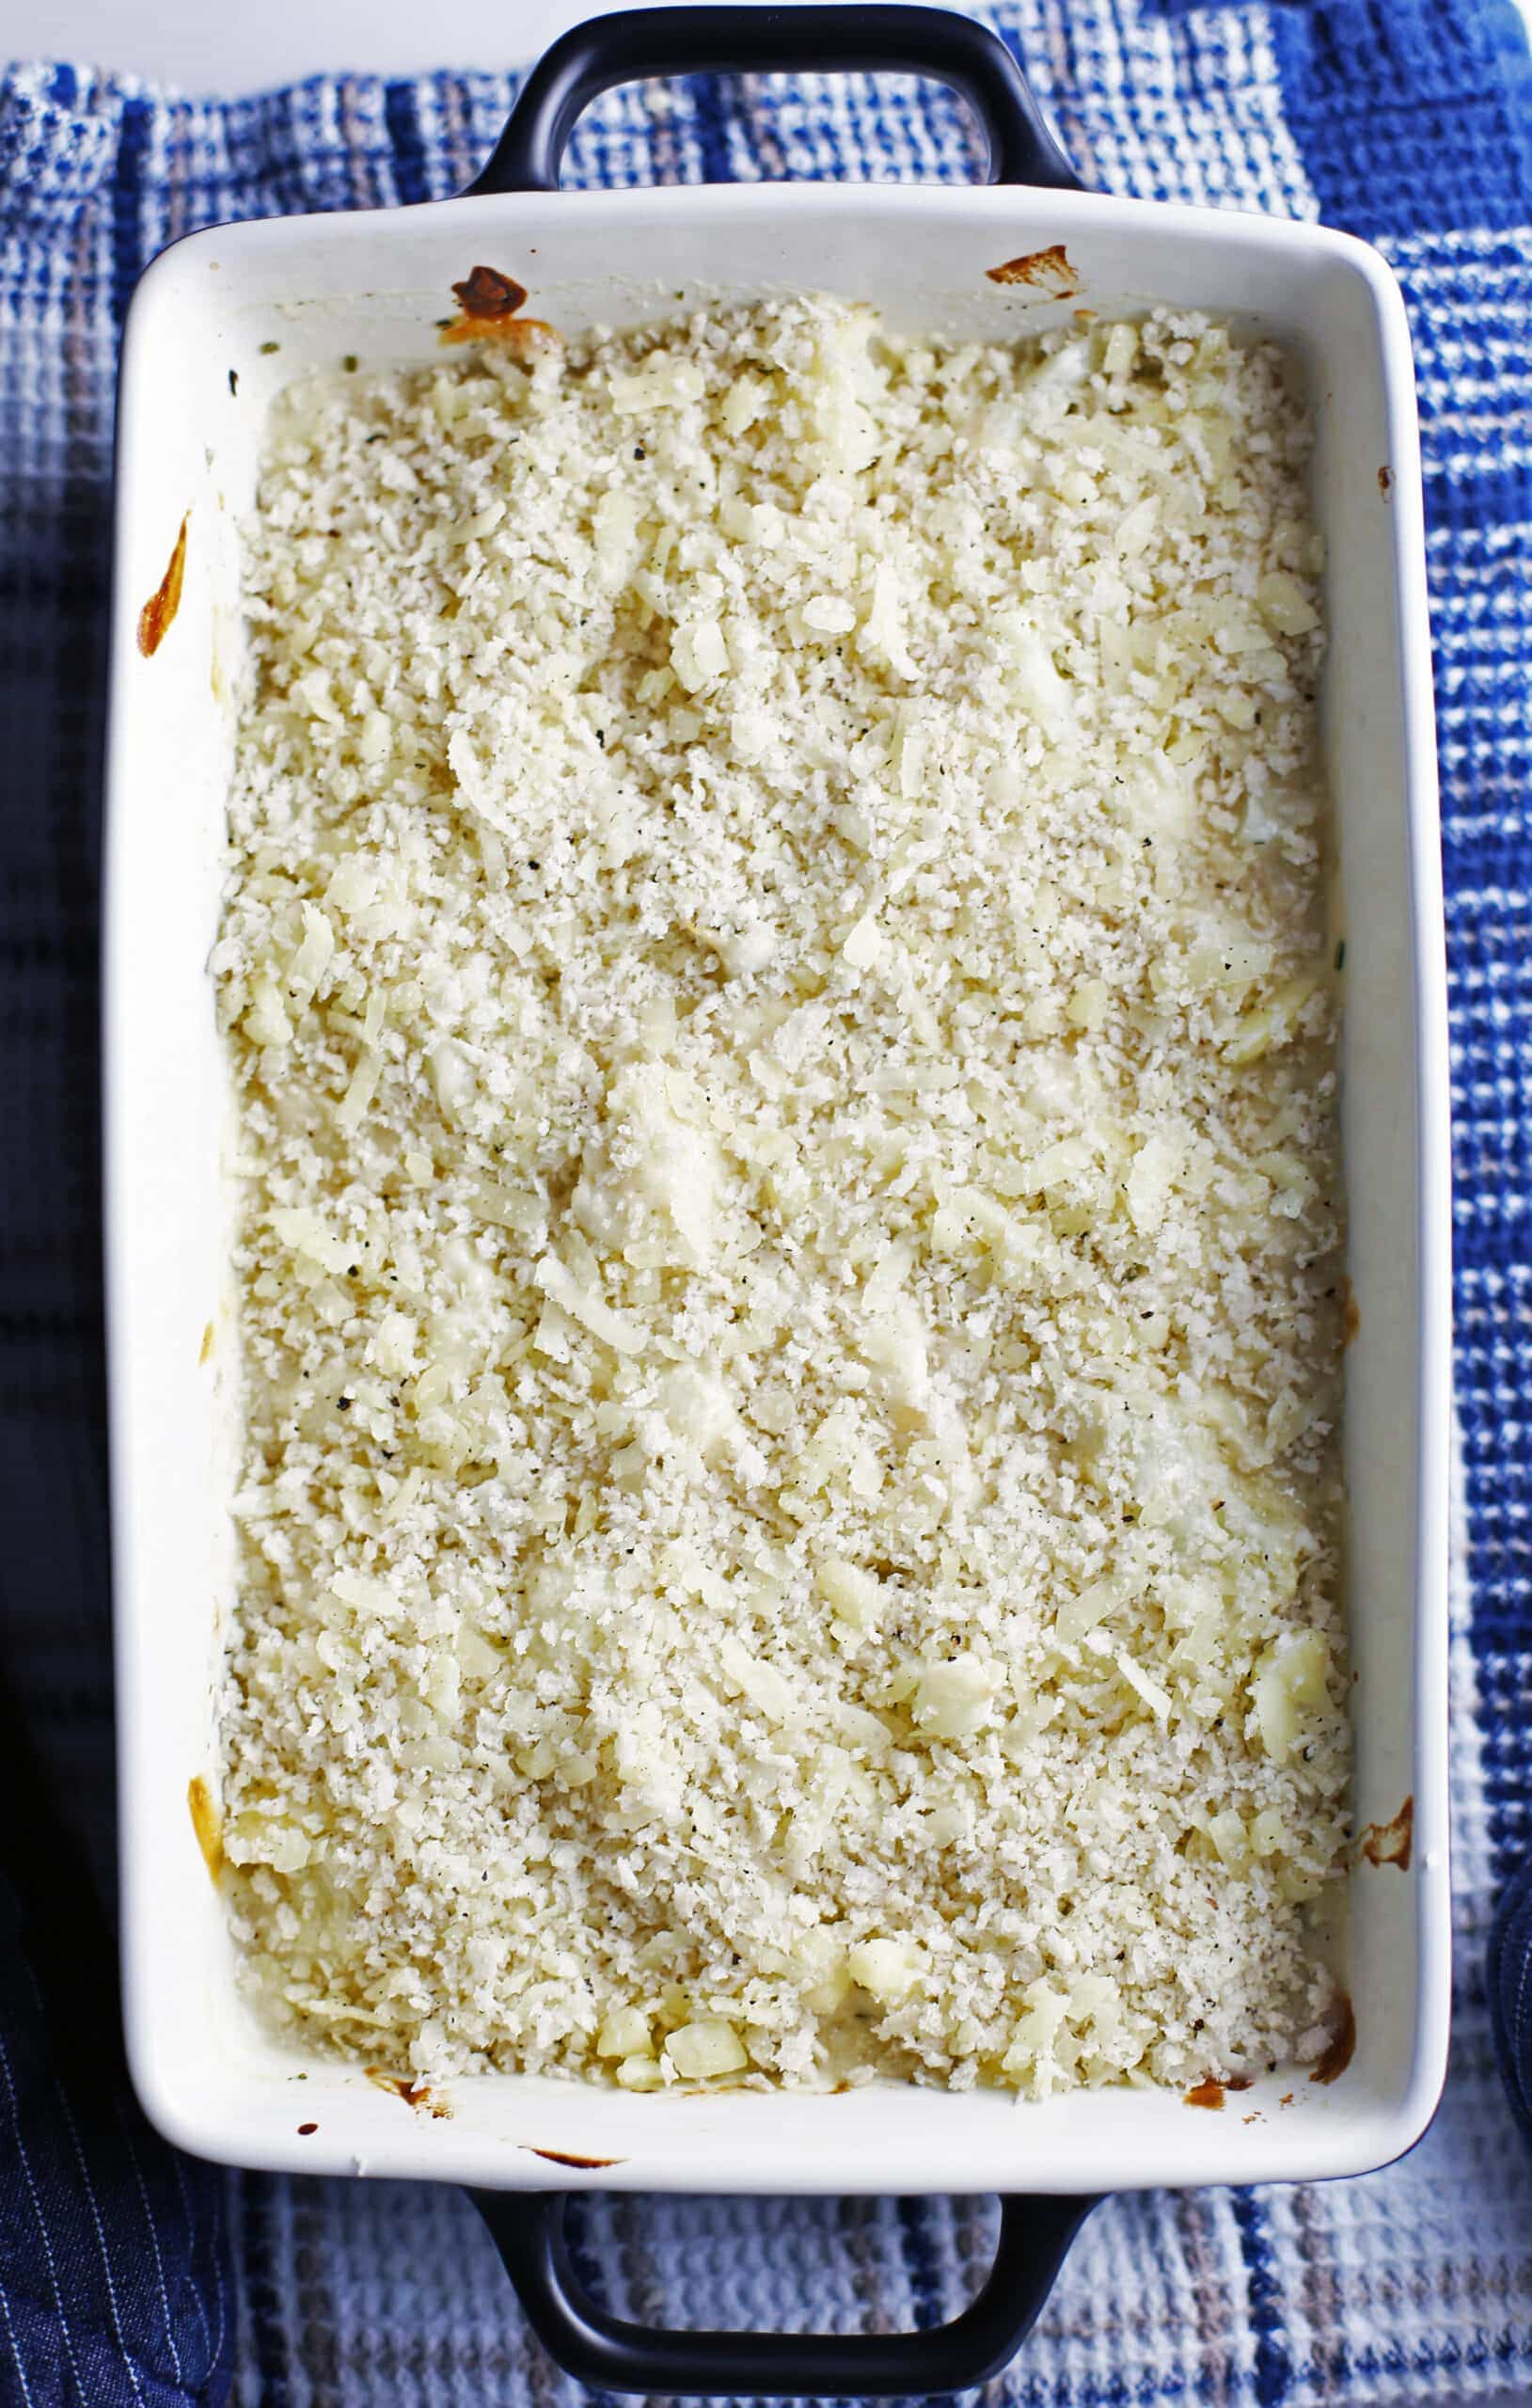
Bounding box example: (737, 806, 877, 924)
(213, 298, 1348, 2097)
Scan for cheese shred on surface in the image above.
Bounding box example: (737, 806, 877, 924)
(214, 298, 1348, 2096)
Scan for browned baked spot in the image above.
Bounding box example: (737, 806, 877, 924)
(451, 265, 529, 319)
(522, 2147, 626, 2169)
(1279, 2091, 1295, 2107)
(1359, 1795, 1414, 1871)
(440, 266, 561, 358)
(1185, 2077, 1224, 2110)
(1309, 1995, 1356, 2086)
(187, 1775, 224, 1881)
(441, 314, 561, 357)
(986, 246, 1078, 298)
(1242, 2113, 1262, 2125)
(1378, 466, 1395, 498)
(1226, 2075, 1255, 2093)
(137, 514, 189, 657)
(1342, 1279, 1361, 1347)
(199, 1320, 214, 1366)
(366, 2068, 451, 2116)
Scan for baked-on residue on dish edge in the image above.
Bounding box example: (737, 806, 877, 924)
(213, 297, 1348, 2097)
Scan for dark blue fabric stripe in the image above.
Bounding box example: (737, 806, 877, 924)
(108, 93, 150, 331)
(687, 73, 737, 186)
(383, 79, 431, 206)
(895, 2193, 941, 2333)
(238, 2178, 292, 2408)
(1231, 2192, 1292, 2408)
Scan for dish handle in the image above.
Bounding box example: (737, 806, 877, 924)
(471, 2188, 1098, 2398)
(464, 4, 1082, 195)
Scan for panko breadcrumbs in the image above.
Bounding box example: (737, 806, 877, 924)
(213, 295, 1349, 2098)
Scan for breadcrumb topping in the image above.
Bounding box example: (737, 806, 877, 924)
(213, 297, 1348, 2097)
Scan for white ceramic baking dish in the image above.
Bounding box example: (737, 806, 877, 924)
(104, 7, 1451, 2390)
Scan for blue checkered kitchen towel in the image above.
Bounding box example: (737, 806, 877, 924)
(2, 0, 1531, 2400)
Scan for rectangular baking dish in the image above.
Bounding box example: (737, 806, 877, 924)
(103, 6, 1450, 2380)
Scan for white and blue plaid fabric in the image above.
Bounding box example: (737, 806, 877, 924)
(2, 1, 1531, 2400)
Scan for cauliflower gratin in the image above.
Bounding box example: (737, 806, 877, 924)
(213, 295, 1348, 2099)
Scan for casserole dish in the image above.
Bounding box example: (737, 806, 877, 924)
(104, 7, 1451, 2390)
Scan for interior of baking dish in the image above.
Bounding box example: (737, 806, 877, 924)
(105, 181, 1448, 2194)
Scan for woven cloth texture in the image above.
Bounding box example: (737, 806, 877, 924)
(1, 0, 1531, 2400)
